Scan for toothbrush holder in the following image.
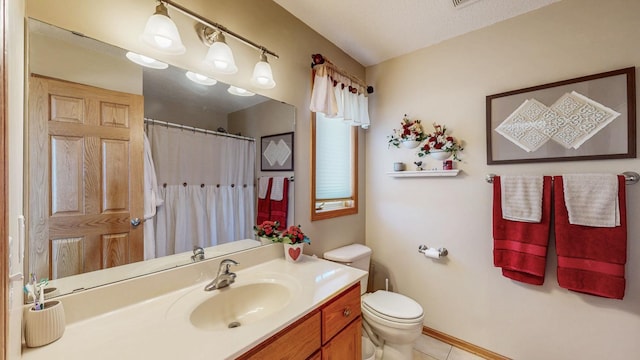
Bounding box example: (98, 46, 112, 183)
(24, 300, 66, 347)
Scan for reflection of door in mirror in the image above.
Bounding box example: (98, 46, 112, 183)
(28, 75, 144, 280)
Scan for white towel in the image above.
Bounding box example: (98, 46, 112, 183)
(501, 176, 544, 223)
(270, 177, 285, 201)
(258, 177, 270, 199)
(563, 174, 619, 227)
(143, 133, 163, 260)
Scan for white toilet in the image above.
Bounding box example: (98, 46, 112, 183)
(324, 244, 425, 360)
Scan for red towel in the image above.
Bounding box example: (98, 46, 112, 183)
(269, 178, 289, 230)
(256, 178, 272, 226)
(554, 176, 627, 299)
(493, 176, 552, 285)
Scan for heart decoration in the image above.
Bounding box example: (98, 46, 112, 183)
(288, 247, 302, 261)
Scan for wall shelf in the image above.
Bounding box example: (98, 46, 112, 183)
(387, 169, 461, 178)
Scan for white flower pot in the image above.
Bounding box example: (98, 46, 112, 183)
(284, 243, 304, 262)
(258, 236, 274, 245)
(429, 150, 451, 160)
(400, 140, 421, 149)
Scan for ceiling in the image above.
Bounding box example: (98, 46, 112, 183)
(274, 0, 561, 67)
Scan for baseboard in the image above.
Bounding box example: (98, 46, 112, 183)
(422, 326, 511, 360)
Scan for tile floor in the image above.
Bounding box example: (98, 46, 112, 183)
(413, 334, 484, 360)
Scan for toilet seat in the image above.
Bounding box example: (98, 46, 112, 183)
(362, 290, 424, 324)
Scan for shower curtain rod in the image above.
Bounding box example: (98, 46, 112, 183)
(144, 118, 255, 142)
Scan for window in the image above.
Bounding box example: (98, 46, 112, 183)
(311, 112, 358, 220)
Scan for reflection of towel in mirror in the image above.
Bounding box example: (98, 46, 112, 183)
(256, 177, 272, 225)
(270, 177, 285, 201)
(144, 133, 163, 260)
(270, 178, 289, 230)
(258, 176, 270, 199)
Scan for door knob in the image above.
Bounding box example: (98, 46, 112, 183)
(131, 218, 141, 227)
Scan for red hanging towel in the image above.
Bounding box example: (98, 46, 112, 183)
(269, 177, 289, 230)
(492, 176, 552, 285)
(554, 175, 627, 299)
(256, 177, 272, 226)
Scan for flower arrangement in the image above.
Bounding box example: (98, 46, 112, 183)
(417, 123, 464, 160)
(280, 225, 311, 245)
(253, 220, 281, 240)
(388, 114, 427, 147)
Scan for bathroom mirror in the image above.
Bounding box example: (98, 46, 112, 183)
(25, 19, 295, 300)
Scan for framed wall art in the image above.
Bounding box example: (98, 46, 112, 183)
(486, 67, 636, 164)
(261, 131, 294, 171)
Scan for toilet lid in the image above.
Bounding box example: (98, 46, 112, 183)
(362, 290, 423, 320)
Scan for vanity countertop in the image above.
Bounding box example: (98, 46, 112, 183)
(22, 255, 367, 360)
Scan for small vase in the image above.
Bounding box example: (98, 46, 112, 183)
(24, 300, 66, 348)
(400, 140, 421, 149)
(429, 150, 451, 160)
(284, 243, 304, 262)
(258, 236, 274, 245)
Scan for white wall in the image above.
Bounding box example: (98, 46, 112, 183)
(365, 0, 640, 359)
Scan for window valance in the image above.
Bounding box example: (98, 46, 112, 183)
(309, 54, 372, 129)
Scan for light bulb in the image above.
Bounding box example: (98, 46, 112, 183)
(140, 3, 185, 55)
(125, 52, 168, 69)
(203, 32, 238, 74)
(251, 53, 276, 89)
(185, 71, 217, 86)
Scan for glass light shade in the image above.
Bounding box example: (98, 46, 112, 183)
(251, 59, 276, 89)
(185, 71, 217, 86)
(227, 86, 255, 97)
(140, 12, 186, 55)
(204, 41, 238, 74)
(125, 52, 168, 69)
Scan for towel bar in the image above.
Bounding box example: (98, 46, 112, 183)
(485, 171, 640, 185)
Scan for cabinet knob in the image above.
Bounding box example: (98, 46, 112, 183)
(343, 307, 351, 317)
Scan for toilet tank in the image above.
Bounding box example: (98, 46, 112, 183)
(323, 244, 372, 294)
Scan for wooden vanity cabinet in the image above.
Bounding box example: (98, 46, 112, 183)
(238, 282, 362, 360)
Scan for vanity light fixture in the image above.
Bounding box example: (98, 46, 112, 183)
(185, 71, 218, 86)
(251, 50, 276, 89)
(227, 86, 255, 97)
(202, 30, 238, 74)
(140, 2, 186, 55)
(141, 0, 279, 88)
(125, 51, 169, 69)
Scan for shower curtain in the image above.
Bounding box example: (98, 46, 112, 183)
(148, 125, 255, 258)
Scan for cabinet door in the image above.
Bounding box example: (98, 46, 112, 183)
(237, 311, 321, 360)
(322, 283, 361, 343)
(322, 316, 362, 360)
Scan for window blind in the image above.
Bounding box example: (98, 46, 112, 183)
(315, 112, 353, 200)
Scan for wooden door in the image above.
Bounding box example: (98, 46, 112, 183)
(28, 75, 144, 280)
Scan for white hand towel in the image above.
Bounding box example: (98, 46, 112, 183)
(270, 177, 285, 201)
(563, 174, 619, 227)
(258, 177, 270, 199)
(500, 175, 544, 223)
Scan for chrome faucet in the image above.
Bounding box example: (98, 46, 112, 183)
(191, 246, 205, 262)
(205, 259, 239, 291)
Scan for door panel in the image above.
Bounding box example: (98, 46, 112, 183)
(28, 75, 144, 280)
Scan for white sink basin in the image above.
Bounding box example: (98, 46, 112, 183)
(190, 282, 292, 331)
(166, 271, 300, 332)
